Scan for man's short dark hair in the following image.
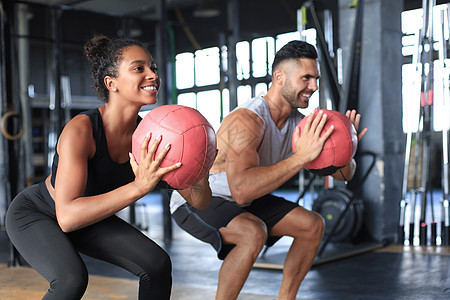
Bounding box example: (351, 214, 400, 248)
(272, 40, 318, 73)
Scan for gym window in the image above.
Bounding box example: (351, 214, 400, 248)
(175, 29, 319, 132)
(401, 4, 449, 133)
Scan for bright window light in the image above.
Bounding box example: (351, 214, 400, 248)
(276, 31, 301, 51)
(401, 4, 450, 132)
(197, 90, 221, 131)
(177, 92, 196, 108)
(255, 82, 268, 97)
(222, 89, 230, 119)
(237, 85, 252, 106)
(236, 41, 250, 80)
(195, 47, 220, 86)
(175, 53, 194, 89)
(252, 37, 274, 78)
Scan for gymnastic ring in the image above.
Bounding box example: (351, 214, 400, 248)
(1, 111, 23, 141)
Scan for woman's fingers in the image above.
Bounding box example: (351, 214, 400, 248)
(129, 152, 138, 174)
(152, 142, 174, 170)
(139, 133, 152, 165)
(137, 134, 182, 175)
(159, 162, 182, 176)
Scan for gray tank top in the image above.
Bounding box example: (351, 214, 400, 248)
(170, 96, 304, 212)
(238, 96, 303, 167)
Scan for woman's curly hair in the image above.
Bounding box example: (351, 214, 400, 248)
(83, 35, 147, 102)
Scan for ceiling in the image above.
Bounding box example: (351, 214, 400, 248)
(12, 0, 449, 53)
(16, 0, 214, 20)
(18, 0, 445, 19)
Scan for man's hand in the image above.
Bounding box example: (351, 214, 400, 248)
(292, 110, 334, 166)
(345, 109, 368, 142)
(178, 173, 211, 210)
(331, 110, 368, 182)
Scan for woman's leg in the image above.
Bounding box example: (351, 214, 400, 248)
(72, 215, 172, 300)
(5, 189, 89, 300)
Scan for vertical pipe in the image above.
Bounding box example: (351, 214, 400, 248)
(1, 0, 21, 266)
(399, 131, 412, 244)
(155, 0, 173, 244)
(439, 6, 450, 245)
(0, 0, 11, 227)
(17, 3, 34, 187)
(47, 7, 62, 175)
(227, 0, 239, 110)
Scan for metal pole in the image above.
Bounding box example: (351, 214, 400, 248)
(1, 0, 21, 267)
(227, 0, 239, 110)
(438, 6, 450, 245)
(398, 132, 412, 244)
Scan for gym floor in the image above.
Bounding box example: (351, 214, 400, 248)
(1, 190, 450, 300)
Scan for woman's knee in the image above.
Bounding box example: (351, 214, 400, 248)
(153, 251, 172, 277)
(46, 268, 88, 300)
(140, 250, 172, 282)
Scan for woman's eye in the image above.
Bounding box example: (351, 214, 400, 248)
(151, 66, 158, 73)
(134, 66, 144, 71)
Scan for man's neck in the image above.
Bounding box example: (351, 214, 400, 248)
(263, 92, 293, 129)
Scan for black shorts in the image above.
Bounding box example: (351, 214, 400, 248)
(172, 194, 298, 260)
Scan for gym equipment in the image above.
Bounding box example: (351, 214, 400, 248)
(418, 0, 435, 246)
(438, 6, 450, 245)
(292, 109, 357, 176)
(132, 105, 216, 190)
(398, 132, 412, 243)
(398, 1, 450, 246)
(314, 151, 376, 256)
(313, 187, 364, 243)
(300, 1, 344, 110)
(339, 0, 364, 112)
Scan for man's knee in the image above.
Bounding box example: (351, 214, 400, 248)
(304, 211, 325, 242)
(244, 219, 268, 248)
(223, 214, 268, 250)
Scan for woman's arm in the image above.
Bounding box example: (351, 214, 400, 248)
(54, 115, 180, 232)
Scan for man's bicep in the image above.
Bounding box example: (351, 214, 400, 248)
(223, 111, 263, 178)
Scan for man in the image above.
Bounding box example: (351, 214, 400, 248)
(170, 40, 367, 300)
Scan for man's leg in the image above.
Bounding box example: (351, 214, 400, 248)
(217, 212, 268, 300)
(270, 206, 324, 300)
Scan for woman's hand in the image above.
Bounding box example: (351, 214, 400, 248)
(129, 133, 181, 195)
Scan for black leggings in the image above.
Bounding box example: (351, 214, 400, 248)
(5, 182, 172, 299)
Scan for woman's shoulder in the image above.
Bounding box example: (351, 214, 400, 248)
(68, 113, 94, 131)
(59, 113, 95, 146)
(64, 108, 100, 134)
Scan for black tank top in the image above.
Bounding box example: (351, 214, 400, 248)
(50, 109, 135, 196)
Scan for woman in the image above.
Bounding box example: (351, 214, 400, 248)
(5, 35, 211, 299)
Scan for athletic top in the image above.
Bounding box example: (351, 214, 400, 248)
(50, 109, 135, 196)
(170, 96, 304, 212)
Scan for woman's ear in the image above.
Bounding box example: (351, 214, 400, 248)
(104, 76, 117, 93)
